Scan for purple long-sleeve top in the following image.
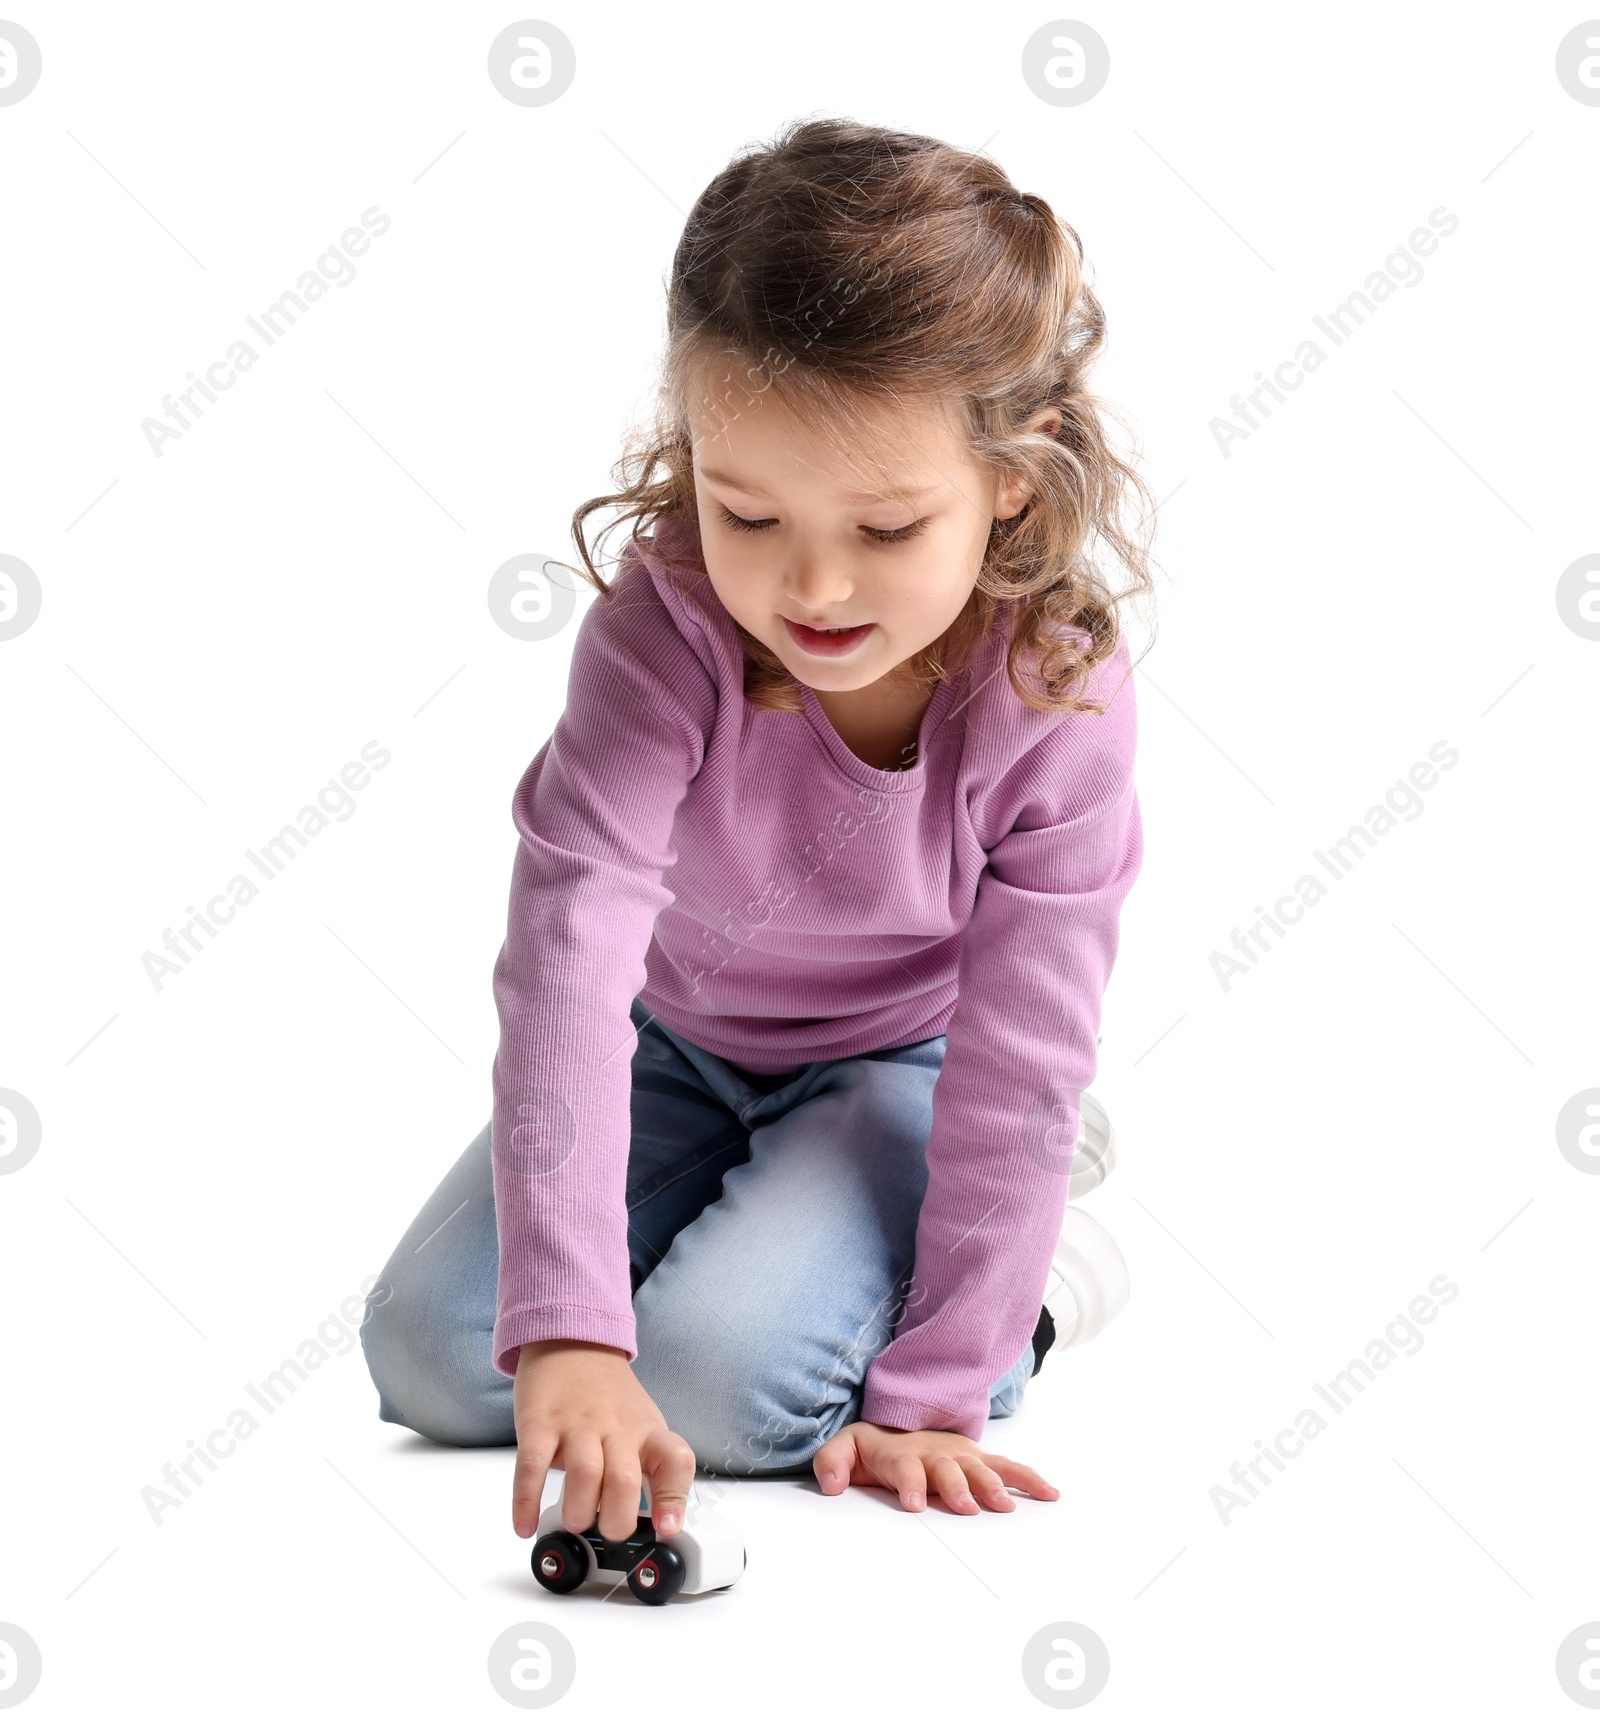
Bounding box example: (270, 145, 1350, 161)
(489, 511, 1143, 1440)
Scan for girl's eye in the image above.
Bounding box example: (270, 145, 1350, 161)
(863, 519, 928, 545)
(718, 506, 775, 534)
(716, 504, 927, 545)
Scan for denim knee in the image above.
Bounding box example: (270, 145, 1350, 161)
(636, 1319, 1034, 1470)
(631, 1281, 858, 1477)
(632, 1273, 1036, 1471)
(649, 1362, 849, 1479)
(360, 1269, 513, 1447)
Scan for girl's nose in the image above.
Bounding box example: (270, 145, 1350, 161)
(784, 553, 853, 613)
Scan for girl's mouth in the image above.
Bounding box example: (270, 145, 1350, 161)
(783, 617, 876, 657)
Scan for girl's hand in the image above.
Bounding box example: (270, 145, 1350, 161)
(812, 1420, 1060, 1514)
(511, 1339, 699, 1544)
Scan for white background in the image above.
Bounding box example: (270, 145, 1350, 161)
(2, 0, 1597, 1722)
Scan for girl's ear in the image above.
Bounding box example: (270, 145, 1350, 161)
(994, 407, 1064, 520)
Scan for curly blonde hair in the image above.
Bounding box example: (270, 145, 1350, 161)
(569, 115, 1159, 715)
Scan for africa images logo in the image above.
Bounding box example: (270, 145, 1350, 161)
(1209, 208, 1460, 457)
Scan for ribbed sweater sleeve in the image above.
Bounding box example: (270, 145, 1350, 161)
(489, 558, 713, 1379)
(858, 645, 1143, 1440)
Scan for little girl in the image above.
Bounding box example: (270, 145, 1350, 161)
(361, 117, 1154, 1550)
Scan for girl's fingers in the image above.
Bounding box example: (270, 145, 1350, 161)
(983, 1452, 1060, 1498)
(963, 1457, 1016, 1510)
(927, 1454, 979, 1514)
(890, 1453, 929, 1512)
(640, 1429, 698, 1537)
(813, 1429, 1056, 1516)
(511, 1434, 556, 1538)
(595, 1437, 644, 1545)
(558, 1436, 606, 1535)
(812, 1431, 859, 1495)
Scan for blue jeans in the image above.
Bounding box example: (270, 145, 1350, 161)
(360, 999, 1037, 1474)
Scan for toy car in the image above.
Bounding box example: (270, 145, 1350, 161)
(530, 1481, 745, 1605)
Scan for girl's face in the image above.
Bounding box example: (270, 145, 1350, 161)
(689, 383, 1054, 693)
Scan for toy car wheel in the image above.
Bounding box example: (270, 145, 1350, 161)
(626, 1543, 686, 1606)
(531, 1530, 589, 1594)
